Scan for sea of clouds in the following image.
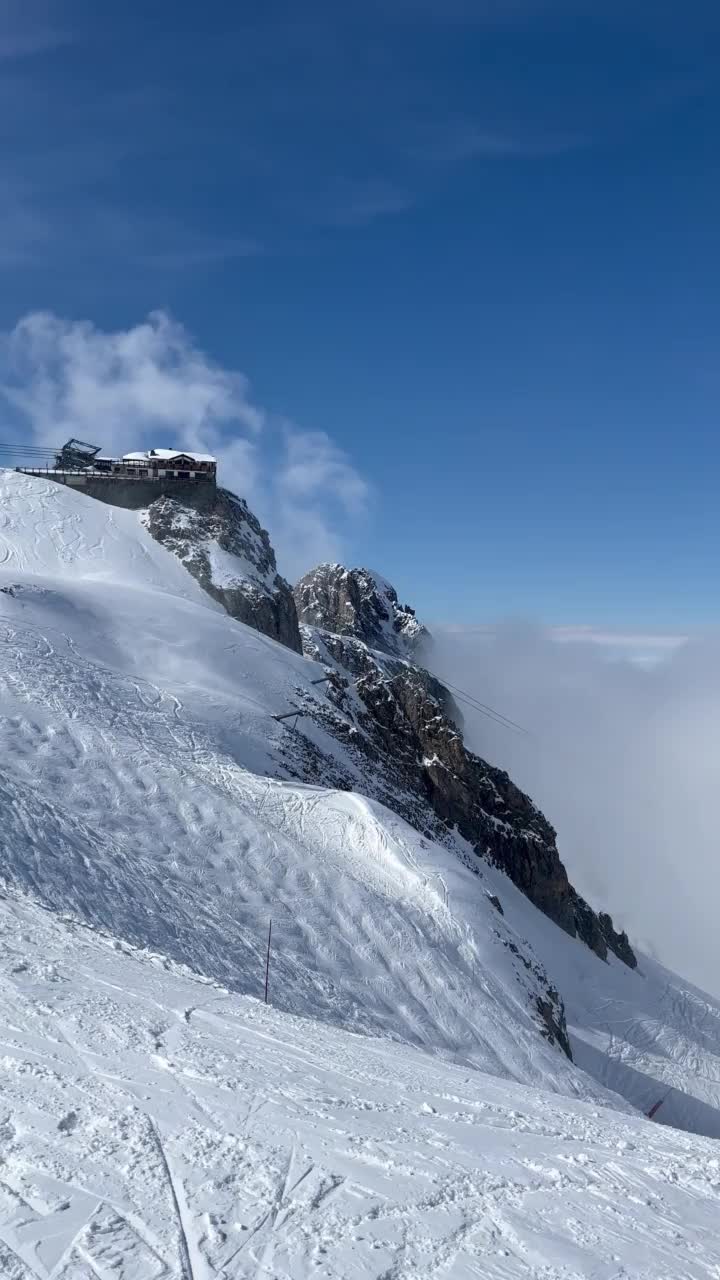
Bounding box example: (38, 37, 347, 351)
(429, 622, 720, 996)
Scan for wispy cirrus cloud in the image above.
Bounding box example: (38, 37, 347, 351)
(0, 29, 68, 58)
(0, 0, 71, 60)
(311, 179, 414, 228)
(0, 176, 262, 276)
(430, 122, 588, 161)
(0, 0, 706, 276)
(93, 209, 264, 271)
(0, 188, 54, 268)
(137, 237, 262, 271)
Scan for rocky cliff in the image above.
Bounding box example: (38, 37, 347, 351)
(295, 564, 429, 657)
(142, 487, 302, 653)
(294, 564, 636, 970)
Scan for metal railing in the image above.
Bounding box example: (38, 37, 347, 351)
(15, 465, 216, 483)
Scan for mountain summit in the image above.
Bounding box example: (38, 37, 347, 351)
(291, 565, 635, 971)
(294, 563, 428, 657)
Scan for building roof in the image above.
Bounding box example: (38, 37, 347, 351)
(122, 449, 217, 464)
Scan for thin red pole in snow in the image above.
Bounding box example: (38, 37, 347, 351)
(647, 1089, 671, 1120)
(264, 919, 272, 1004)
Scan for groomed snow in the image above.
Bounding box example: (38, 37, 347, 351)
(2, 888, 720, 1280)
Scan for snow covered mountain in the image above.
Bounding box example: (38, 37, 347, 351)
(142, 486, 302, 653)
(2, 469, 720, 1276)
(124, 490, 636, 974)
(0, 472, 581, 1083)
(293, 578, 635, 970)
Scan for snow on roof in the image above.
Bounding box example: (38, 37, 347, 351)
(121, 449, 216, 464)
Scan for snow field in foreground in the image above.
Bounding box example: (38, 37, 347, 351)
(2, 889, 720, 1280)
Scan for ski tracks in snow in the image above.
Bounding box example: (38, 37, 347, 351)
(0, 895, 719, 1277)
(147, 1119, 207, 1280)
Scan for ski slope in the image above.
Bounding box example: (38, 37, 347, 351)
(3, 468, 720, 1158)
(0, 472, 588, 1096)
(2, 887, 720, 1280)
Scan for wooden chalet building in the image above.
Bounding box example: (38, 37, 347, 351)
(101, 449, 217, 480)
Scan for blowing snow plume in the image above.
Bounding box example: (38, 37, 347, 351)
(0, 309, 369, 580)
(428, 621, 720, 997)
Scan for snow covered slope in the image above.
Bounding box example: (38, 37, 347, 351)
(481, 863, 720, 1140)
(142, 488, 302, 653)
(0, 472, 212, 600)
(0, 472, 583, 1092)
(4, 470, 720, 1152)
(2, 887, 720, 1280)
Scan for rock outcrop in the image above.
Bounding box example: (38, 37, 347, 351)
(143, 488, 302, 653)
(294, 565, 636, 971)
(295, 564, 428, 657)
(122, 475, 635, 977)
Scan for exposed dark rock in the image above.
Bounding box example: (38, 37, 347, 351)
(295, 564, 429, 657)
(500, 936, 571, 1056)
(487, 893, 504, 916)
(295, 577, 636, 971)
(536, 993, 572, 1058)
(598, 912, 637, 969)
(142, 488, 302, 654)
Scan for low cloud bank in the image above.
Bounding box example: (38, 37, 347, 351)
(429, 622, 720, 995)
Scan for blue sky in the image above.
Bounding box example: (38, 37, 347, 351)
(2, 1, 720, 624)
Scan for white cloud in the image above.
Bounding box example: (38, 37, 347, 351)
(428, 621, 720, 995)
(0, 309, 368, 581)
(278, 428, 369, 515)
(437, 622, 689, 665)
(260, 428, 370, 580)
(1, 310, 263, 449)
